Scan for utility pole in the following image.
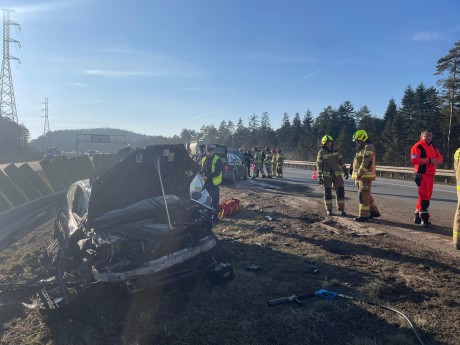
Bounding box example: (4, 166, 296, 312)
(0, 9, 20, 123)
(42, 97, 51, 150)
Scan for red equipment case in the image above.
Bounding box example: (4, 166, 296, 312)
(218, 198, 240, 218)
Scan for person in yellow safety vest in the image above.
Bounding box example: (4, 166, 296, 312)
(453, 148, 460, 249)
(351, 130, 381, 222)
(271, 148, 278, 178)
(264, 146, 273, 178)
(252, 146, 266, 178)
(317, 135, 349, 216)
(276, 148, 285, 178)
(201, 145, 223, 221)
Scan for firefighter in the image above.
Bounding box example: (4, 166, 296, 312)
(264, 146, 273, 178)
(276, 148, 284, 178)
(201, 145, 223, 221)
(454, 147, 460, 249)
(271, 148, 277, 178)
(410, 129, 443, 227)
(351, 130, 381, 222)
(252, 146, 266, 178)
(244, 150, 253, 177)
(317, 135, 348, 216)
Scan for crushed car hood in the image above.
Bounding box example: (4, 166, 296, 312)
(87, 144, 200, 221)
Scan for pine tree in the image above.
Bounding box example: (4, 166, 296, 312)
(435, 40, 460, 164)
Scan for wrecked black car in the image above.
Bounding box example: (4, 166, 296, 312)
(39, 144, 229, 316)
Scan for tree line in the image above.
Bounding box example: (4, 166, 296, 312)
(2, 41, 459, 167)
(180, 40, 460, 167)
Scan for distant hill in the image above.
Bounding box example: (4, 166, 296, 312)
(30, 128, 183, 154)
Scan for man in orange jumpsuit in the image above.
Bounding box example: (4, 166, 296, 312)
(410, 129, 443, 227)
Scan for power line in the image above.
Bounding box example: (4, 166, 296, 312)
(0, 9, 20, 123)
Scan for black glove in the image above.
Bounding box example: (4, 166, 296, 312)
(343, 171, 349, 179)
(318, 176, 324, 185)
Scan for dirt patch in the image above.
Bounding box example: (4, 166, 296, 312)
(0, 179, 459, 345)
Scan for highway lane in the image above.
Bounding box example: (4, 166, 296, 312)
(275, 167, 457, 229)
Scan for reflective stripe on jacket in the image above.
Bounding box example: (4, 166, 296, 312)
(254, 151, 264, 163)
(410, 139, 443, 175)
(352, 143, 376, 181)
(455, 148, 460, 190)
(276, 154, 284, 165)
(316, 147, 346, 177)
(201, 154, 223, 185)
(265, 152, 272, 164)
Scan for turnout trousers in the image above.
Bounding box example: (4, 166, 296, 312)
(254, 162, 264, 177)
(323, 175, 345, 212)
(265, 163, 272, 177)
(357, 180, 379, 218)
(454, 188, 460, 249)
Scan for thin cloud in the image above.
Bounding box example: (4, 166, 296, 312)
(84, 69, 166, 78)
(270, 57, 357, 94)
(163, 112, 215, 130)
(412, 31, 448, 42)
(182, 87, 233, 92)
(12, 1, 75, 14)
(69, 82, 87, 87)
(71, 46, 204, 78)
(242, 53, 315, 64)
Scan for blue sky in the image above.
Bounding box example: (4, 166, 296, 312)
(3, 0, 460, 140)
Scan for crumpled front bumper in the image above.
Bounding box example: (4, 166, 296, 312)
(94, 236, 217, 283)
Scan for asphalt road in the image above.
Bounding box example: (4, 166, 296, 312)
(280, 167, 458, 225)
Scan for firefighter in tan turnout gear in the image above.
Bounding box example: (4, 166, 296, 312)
(316, 135, 348, 216)
(453, 147, 460, 249)
(352, 130, 381, 222)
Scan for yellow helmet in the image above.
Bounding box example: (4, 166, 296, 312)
(321, 135, 334, 145)
(353, 130, 368, 142)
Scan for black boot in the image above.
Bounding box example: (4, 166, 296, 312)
(369, 211, 381, 219)
(414, 212, 421, 225)
(420, 212, 431, 228)
(354, 216, 369, 222)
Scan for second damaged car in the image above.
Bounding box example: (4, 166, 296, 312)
(40, 144, 231, 317)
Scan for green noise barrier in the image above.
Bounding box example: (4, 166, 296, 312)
(60, 157, 80, 184)
(92, 153, 115, 172)
(0, 192, 12, 213)
(18, 163, 53, 196)
(0, 170, 29, 206)
(77, 155, 94, 178)
(69, 157, 86, 181)
(39, 159, 66, 192)
(4, 164, 42, 201)
(49, 158, 73, 189)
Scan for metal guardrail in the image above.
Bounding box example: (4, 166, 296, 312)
(0, 191, 66, 251)
(0, 159, 455, 252)
(283, 160, 456, 177)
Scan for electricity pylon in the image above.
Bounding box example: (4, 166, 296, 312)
(42, 97, 51, 150)
(0, 9, 20, 123)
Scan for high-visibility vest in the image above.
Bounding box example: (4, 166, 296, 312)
(202, 155, 222, 185)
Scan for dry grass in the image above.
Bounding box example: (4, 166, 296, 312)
(1, 184, 460, 344)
